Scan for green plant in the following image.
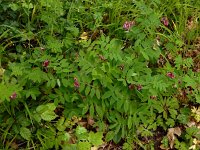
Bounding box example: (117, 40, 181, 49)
(0, 0, 200, 149)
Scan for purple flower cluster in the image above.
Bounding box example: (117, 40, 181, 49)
(74, 77, 80, 88)
(166, 72, 175, 79)
(43, 60, 49, 67)
(161, 17, 169, 26)
(10, 92, 17, 100)
(123, 21, 135, 30)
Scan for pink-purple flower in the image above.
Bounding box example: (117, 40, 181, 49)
(161, 17, 169, 26)
(43, 60, 49, 67)
(128, 84, 134, 90)
(150, 95, 157, 99)
(123, 21, 135, 30)
(10, 92, 17, 100)
(166, 72, 175, 79)
(74, 77, 80, 88)
(137, 84, 142, 91)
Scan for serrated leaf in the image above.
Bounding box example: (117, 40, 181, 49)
(57, 132, 70, 142)
(76, 126, 87, 135)
(20, 127, 31, 140)
(56, 117, 66, 131)
(183, 75, 196, 88)
(41, 110, 57, 121)
(36, 103, 56, 113)
(77, 141, 91, 150)
(88, 132, 103, 146)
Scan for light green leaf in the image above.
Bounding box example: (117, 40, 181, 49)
(85, 86, 91, 95)
(41, 110, 57, 121)
(96, 88, 100, 99)
(105, 131, 115, 141)
(20, 127, 31, 140)
(77, 141, 91, 150)
(88, 132, 103, 146)
(128, 116, 132, 129)
(57, 79, 61, 87)
(76, 126, 87, 135)
(102, 91, 112, 99)
(62, 79, 69, 87)
(96, 105, 103, 119)
(90, 88, 95, 98)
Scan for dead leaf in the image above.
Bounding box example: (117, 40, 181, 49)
(91, 146, 98, 150)
(0, 68, 5, 76)
(80, 32, 88, 40)
(167, 127, 182, 149)
(87, 115, 95, 126)
(10, 141, 18, 149)
(160, 144, 169, 150)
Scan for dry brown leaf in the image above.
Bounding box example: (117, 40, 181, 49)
(160, 144, 170, 150)
(167, 127, 182, 149)
(10, 141, 18, 149)
(0, 68, 5, 76)
(87, 115, 95, 126)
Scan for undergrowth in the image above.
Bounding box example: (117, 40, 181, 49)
(0, 0, 200, 149)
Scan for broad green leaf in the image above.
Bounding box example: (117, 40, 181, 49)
(57, 132, 70, 142)
(76, 126, 87, 135)
(20, 127, 31, 140)
(62, 79, 69, 87)
(56, 117, 66, 131)
(88, 132, 103, 146)
(77, 142, 91, 150)
(36, 103, 56, 113)
(41, 110, 57, 121)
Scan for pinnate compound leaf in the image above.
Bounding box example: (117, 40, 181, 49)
(20, 127, 31, 140)
(36, 103, 57, 121)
